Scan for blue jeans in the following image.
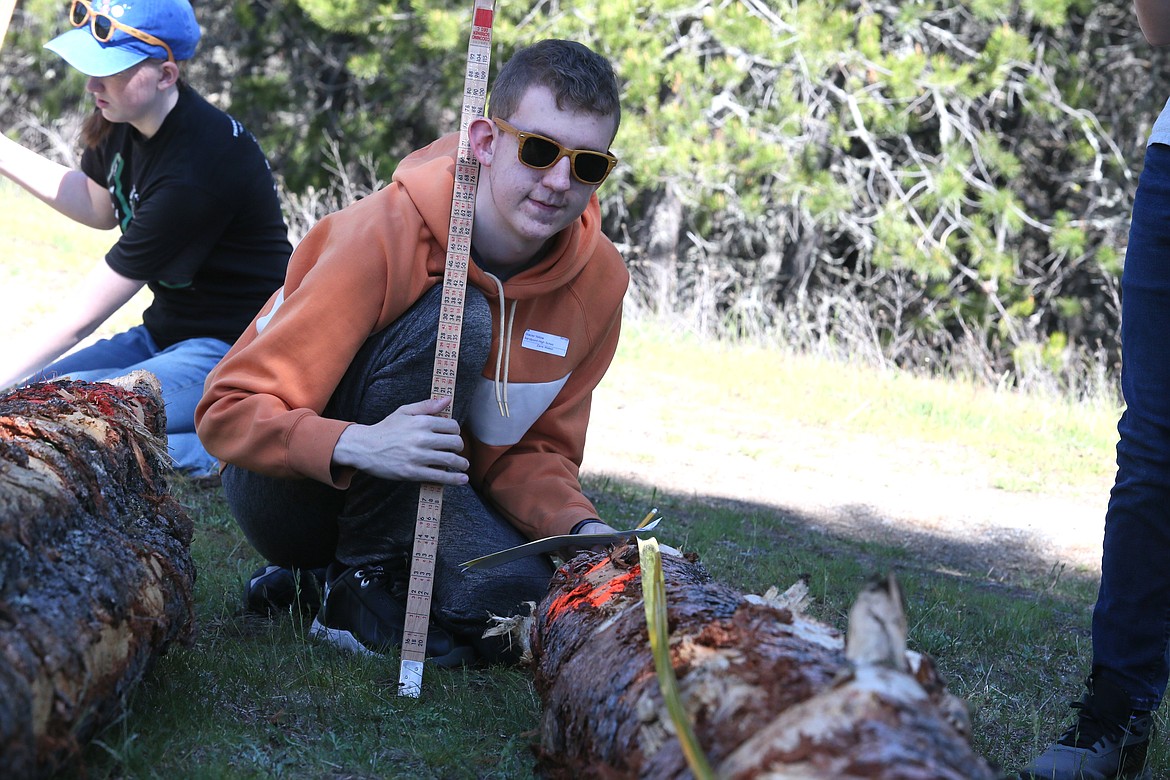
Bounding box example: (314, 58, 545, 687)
(32, 325, 229, 476)
(1092, 142, 1170, 710)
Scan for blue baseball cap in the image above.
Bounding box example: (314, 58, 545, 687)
(45, 0, 201, 78)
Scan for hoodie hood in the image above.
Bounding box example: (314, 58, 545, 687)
(392, 131, 604, 300)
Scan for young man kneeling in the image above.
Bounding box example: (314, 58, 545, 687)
(196, 39, 627, 666)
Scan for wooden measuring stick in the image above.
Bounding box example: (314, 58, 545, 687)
(398, 0, 495, 699)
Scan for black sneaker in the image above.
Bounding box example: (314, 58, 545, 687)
(244, 565, 326, 616)
(1018, 676, 1154, 780)
(309, 562, 477, 668)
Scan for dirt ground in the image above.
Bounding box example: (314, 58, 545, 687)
(583, 362, 1113, 583)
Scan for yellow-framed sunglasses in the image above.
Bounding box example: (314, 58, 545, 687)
(493, 118, 617, 185)
(69, 0, 175, 64)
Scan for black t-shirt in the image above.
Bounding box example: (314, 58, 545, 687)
(80, 86, 292, 348)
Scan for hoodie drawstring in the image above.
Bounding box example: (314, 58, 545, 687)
(483, 272, 514, 418)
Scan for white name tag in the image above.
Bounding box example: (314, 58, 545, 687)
(521, 329, 569, 357)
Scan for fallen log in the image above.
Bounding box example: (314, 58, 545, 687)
(0, 372, 196, 779)
(524, 543, 997, 779)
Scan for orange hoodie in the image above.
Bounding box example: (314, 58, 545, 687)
(195, 134, 629, 540)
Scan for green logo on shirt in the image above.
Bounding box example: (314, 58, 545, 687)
(108, 153, 134, 232)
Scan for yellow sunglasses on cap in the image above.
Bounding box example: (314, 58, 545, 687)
(69, 0, 175, 64)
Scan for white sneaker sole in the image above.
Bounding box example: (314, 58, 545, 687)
(309, 617, 384, 657)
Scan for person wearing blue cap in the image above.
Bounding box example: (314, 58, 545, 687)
(0, 0, 291, 477)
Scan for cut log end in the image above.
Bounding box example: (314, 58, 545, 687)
(0, 372, 196, 778)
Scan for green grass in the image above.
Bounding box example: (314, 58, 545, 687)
(88, 482, 544, 780)
(83, 472, 1122, 778)
(1, 181, 1153, 776)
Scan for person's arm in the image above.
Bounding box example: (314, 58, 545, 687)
(0, 134, 117, 230)
(0, 260, 144, 388)
(1136, 0, 1170, 45)
(196, 188, 460, 485)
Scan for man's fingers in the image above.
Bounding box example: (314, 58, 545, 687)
(400, 396, 453, 416)
(432, 450, 469, 472)
(408, 442, 468, 473)
(434, 431, 466, 454)
(391, 398, 461, 437)
(411, 464, 470, 485)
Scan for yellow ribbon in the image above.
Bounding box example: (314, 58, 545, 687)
(638, 536, 715, 779)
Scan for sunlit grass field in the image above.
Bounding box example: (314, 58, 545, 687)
(0, 179, 1151, 777)
(605, 324, 1120, 498)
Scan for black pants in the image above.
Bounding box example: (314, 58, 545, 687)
(222, 285, 552, 661)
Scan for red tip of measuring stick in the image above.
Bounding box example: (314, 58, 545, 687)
(474, 8, 493, 28)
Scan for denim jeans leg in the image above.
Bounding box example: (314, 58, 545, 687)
(1092, 142, 1170, 710)
(33, 325, 157, 380)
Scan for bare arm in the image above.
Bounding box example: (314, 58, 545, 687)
(0, 134, 117, 230)
(1136, 0, 1170, 45)
(0, 260, 144, 388)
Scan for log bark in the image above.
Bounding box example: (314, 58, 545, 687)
(527, 544, 997, 779)
(0, 372, 196, 779)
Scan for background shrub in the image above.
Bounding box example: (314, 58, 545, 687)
(4, 0, 1167, 394)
